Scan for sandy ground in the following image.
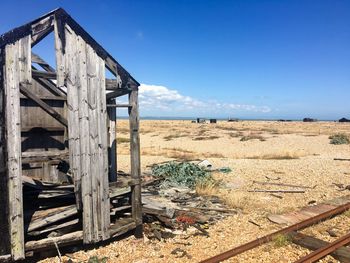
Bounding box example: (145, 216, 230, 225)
(41, 120, 350, 263)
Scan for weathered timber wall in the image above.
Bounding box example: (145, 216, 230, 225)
(64, 24, 110, 243)
(3, 35, 31, 260)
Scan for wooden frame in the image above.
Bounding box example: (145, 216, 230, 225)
(0, 8, 142, 260)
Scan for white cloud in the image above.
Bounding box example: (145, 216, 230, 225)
(138, 83, 271, 115)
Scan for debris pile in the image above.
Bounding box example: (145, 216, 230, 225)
(141, 161, 236, 241)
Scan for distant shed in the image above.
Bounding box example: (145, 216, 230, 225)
(0, 8, 142, 260)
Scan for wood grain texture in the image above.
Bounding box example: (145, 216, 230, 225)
(128, 86, 143, 237)
(4, 35, 31, 260)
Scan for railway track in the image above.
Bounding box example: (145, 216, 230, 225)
(200, 202, 350, 263)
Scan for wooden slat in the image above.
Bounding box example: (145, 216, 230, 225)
(106, 88, 130, 99)
(54, 16, 65, 88)
(27, 205, 77, 232)
(32, 69, 57, 79)
(86, 44, 100, 242)
(0, 46, 10, 257)
(107, 103, 131, 108)
(19, 83, 68, 126)
(128, 85, 143, 237)
(290, 232, 350, 262)
(75, 34, 93, 243)
(106, 78, 121, 90)
(4, 36, 30, 260)
(20, 94, 66, 101)
(107, 98, 117, 182)
(65, 25, 82, 210)
(98, 56, 110, 240)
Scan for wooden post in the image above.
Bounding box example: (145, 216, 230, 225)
(128, 84, 142, 238)
(0, 47, 10, 257)
(54, 16, 65, 88)
(3, 36, 31, 260)
(107, 98, 117, 182)
(65, 25, 82, 211)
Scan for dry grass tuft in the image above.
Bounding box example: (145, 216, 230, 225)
(222, 192, 250, 209)
(240, 133, 266, 142)
(343, 210, 350, 218)
(203, 152, 225, 158)
(246, 150, 307, 160)
(272, 234, 291, 247)
(196, 180, 220, 196)
(117, 137, 130, 144)
(163, 133, 189, 141)
(193, 135, 220, 141)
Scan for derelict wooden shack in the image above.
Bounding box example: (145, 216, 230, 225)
(0, 8, 142, 261)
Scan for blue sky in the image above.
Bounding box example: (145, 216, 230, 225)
(1, 0, 349, 119)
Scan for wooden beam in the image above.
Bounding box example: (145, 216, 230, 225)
(54, 15, 65, 87)
(4, 36, 29, 260)
(20, 94, 66, 101)
(107, 98, 117, 182)
(107, 103, 131, 108)
(290, 232, 350, 262)
(106, 88, 130, 100)
(31, 53, 55, 72)
(31, 15, 55, 47)
(65, 25, 82, 211)
(128, 85, 143, 238)
(32, 66, 67, 98)
(0, 47, 10, 257)
(32, 69, 57, 79)
(106, 79, 121, 90)
(19, 84, 68, 126)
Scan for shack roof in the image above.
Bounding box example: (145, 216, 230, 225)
(0, 7, 139, 87)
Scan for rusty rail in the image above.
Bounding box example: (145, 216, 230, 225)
(294, 232, 350, 263)
(200, 202, 350, 263)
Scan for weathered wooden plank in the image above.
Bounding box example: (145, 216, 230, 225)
(128, 85, 143, 237)
(25, 230, 83, 251)
(19, 84, 68, 126)
(107, 98, 117, 182)
(4, 36, 31, 260)
(98, 56, 110, 240)
(106, 88, 130, 99)
(32, 69, 57, 79)
(290, 232, 350, 262)
(54, 16, 65, 88)
(20, 94, 66, 101)
(86, 44, 100, 242)
(0, 47, 11, 257)
(76, 35, 93, 243)
(31, 15, 54, 47)
(106, 78, 121, 90)
(65, 25, 82, 210)
(107, 103, 131, 108)
(27, 205, 77, 232)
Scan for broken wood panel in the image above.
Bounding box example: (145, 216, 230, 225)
(27, 205, 77, 232)
(107, 98, 117, 182)
(65, 25, 82, 210)
(4, 36, 31, 260)
(129, 85, 143, 237)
